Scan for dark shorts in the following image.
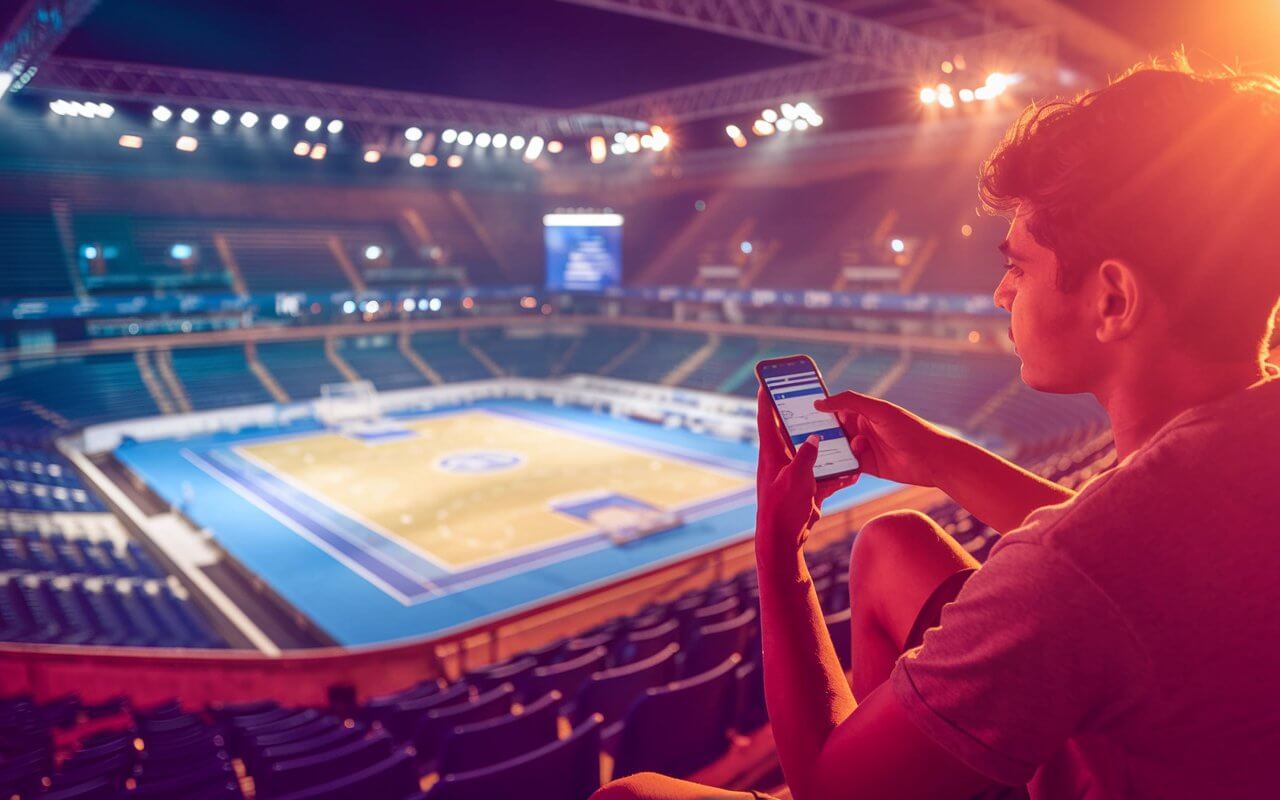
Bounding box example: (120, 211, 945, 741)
(904, 567, 978, 651)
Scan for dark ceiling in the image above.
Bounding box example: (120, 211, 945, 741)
(53, 0, 816, 107)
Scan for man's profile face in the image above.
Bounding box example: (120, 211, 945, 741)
(992, 207, 1101, 394)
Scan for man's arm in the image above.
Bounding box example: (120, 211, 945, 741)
(753, 394, 992, 800)
(815, 391, 1073, 534)
(756, 537, 992, 800)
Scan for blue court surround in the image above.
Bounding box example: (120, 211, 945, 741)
(115, 399, 897, 645)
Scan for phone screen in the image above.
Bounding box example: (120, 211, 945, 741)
(760, 357, 860, 480)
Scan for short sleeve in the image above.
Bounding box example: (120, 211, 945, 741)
(890, 540, 1147, 785)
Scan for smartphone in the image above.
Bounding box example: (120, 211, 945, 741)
(756, 354, 860, 481)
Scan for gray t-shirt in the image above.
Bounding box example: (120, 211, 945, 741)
(891, 377, 1280, 798)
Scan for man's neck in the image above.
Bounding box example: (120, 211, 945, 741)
(1099, 357, 1267, 459)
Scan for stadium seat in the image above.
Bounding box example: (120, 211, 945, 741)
(680, 607, 757, 678)
(256, 729, 395, 797)
(435, 690, 563, 775)
(426, 714, 604, 800)
(412, 682, 515, 759)
(572, 641, 680, 744)
(611, 654, 742, 780)
(271, 748, 420, 800)
(521, 645, 609, 702)
(466, 655, 537, 693)
(613, 618, 680, 666)
(824, 607, 853, 672)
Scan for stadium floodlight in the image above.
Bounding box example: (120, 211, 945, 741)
(363, 149, 381, 163)
(589, 135, 606, 163)
(780, 103, 798, 120)
(181, 107, 199, 123)
(152, 105, 173, 122)
(428, 297, 442, 311)
(405, 126, 423, 141)
(524, 135, 544, 162)
(409, 152, 426, 168)
(740, 241, 753, 254)
(96, 103, 115, 118)
(343, 300, 356, 313)
(293, 141, 311, 156)
(305, 115, 322, 132)
(170, 243, 193, 260)
(761, 108, 778, 123)
(725, 124, 741, 139)
(457, 130, 474, 146)
(447, 154, 463, 167)
(366, 300, 380, 313)
(402, 298, 415, 312)
(212, 109, 231, 125)
(919, 86, 937, 104)
(938, 92, 956, 109)
(776, 118, 793, 132)
(442, 128, 457, 143)
(641, 134, 653, 148)
(475, 132, 491, 147)
(959, 88, 975, 103)
(610, 142, 625, 155)
(492, 132, 507, 149)
(890, 238, 905, 253)
(365, 245, 382, 260)
(424, 154, 438, 167)
(974, 85, 997, 101)
(614, 132, 627, 144)
(83, 246, 98, 259)
(175, 135, 198, 152)
(48, 99, 67, 115)
(986, 72, 1008, 89)
(752, 119, 775, 136)
(327, 119, 343, 134)
(417, 298, 429, 311)
(547, 140, 563, 154)
(510, 135, 525, 150)
(240, 111, 259, 127)
(794, 119, 809, 130)
(796, 102, 814, 116)
(809, 114, 823, 126)
(0, 74, 11, 93)
(271, 113, 289, 130)
(309, 143, 327, 160)
(117, 134, 143, 149)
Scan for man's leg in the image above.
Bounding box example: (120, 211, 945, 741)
(592, 773, 760, 799)
(848, 509, 979, 700)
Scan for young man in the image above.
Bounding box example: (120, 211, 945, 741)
(596, 57, 1280, 799)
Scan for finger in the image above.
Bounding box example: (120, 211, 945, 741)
(814, 390, 889, 419)
(756, 386, 788, 466)
(786, 434, 820, 479)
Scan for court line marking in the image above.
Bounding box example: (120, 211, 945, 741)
(230, 445, 454, 574)
(181, 448, 433, 606)
(480, 406, 755, 477)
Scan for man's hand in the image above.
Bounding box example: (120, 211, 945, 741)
(813, 390, 958, 488)
(756, 388, 857, 559)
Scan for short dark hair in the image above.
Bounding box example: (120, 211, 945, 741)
(980, 53, 1280, 361)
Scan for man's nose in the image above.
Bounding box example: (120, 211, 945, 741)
(992, 275, 1014, 312)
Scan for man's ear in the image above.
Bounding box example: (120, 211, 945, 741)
(1094, 259, 1142, 343)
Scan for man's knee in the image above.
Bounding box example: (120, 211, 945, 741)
(592, 772, 722, 800)
(850, 509, 943, 579)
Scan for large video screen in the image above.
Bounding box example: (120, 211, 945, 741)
(543, 213, 623, 291)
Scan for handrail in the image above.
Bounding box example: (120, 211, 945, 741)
(0, 484, 940, 709)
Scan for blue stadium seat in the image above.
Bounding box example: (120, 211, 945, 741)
(572, 642, 680, 745)
(256, 729, 395, 798)
(611, 654, 742, 780)
(426, 714, 603, 800)
(412, 682, 515, 760)
(271, 748, 420, 800)
(680, 607, 756, 678)
(435, 689, 563, 775)
(613, 618, 679, 665)
(520, 645, 608, 702)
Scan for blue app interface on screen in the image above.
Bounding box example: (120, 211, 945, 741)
(761, 360, 859, 479)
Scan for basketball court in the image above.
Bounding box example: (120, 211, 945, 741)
(115, 399, 896, 644)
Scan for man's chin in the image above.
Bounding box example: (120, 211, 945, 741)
(1019, 363, 1086, 395)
